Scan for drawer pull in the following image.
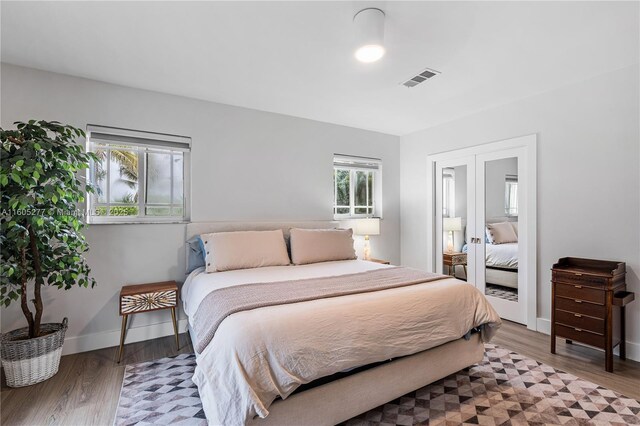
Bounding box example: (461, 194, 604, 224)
(574, 285, 582, 289)
(574, 313, 582, 318)
(574, 273, 583, 276)
(575, 328, 582, 332)
(574, 299, 582, 303)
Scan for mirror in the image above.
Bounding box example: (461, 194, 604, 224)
(441, 165, 467, 280)
(484, 157, 518, 301)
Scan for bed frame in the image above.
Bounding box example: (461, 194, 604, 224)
(185, 221, 485, 426)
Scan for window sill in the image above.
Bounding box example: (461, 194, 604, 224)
(333, 215, 383, 221)
(87, 220, 190, 225)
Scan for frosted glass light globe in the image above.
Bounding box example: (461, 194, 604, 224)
(355, 45, 385, 63)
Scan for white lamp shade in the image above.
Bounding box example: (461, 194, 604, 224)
(353, 8, 385, 63)
(443, 217, 462, 232)
(354, 218, 380, 236)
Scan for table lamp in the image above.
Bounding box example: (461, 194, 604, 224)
(354, 218, 380, 260)
(443, 217, 462, 253)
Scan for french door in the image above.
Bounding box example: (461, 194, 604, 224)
(431, 136, 536, 327)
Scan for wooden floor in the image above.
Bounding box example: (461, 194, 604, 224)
(2, 321, 639, 425)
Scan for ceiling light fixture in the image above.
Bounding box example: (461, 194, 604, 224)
(353, 8, 386, 63)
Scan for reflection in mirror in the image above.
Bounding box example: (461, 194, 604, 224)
(484, 157, 518, 301)
(442, 166, 468, 281)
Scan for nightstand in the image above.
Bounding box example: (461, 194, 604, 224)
(368, 258, 391, 265)
(443, 252, 467, 277)
(118, 280, 179, 363)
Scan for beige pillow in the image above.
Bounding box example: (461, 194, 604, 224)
(201, 230, 290, 273)
(289, 228, 357, 265)
(510, 221, 518, 236)
(485, 222, 518, 245)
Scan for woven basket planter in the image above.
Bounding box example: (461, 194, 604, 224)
(1, 318, 68, 387)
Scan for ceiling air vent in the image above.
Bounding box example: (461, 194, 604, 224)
(401, 67, 440, 88)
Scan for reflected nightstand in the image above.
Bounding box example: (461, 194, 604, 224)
(443, 252, 467, 277)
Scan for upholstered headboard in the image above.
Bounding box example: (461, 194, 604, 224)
(184, 221, 340, 274)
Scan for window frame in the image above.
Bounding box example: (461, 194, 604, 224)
(442, 168, 455, 218)
(85, 125, 191, 224)
(333, 155, 382, 219)
(504, 175, 518, 217)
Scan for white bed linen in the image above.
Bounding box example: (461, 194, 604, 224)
(182, 260, 390, 327)
(485, 243, 518, 269)
(182, 260, 500, 425)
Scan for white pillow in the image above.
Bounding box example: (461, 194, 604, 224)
(289, 228, 357, 265)
(510, 221, 518, 236)
(485, 222, 518, 245)
(201, 230, 290, 273)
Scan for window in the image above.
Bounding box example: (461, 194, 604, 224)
(333, 154, 381, 218)
(505, 174, 518, 216)
(86, 125, 191, 223)
(442, 168, 455, 218)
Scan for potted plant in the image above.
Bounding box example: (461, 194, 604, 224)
(0, 120, 97, 387)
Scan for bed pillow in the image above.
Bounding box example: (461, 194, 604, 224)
(289, 228, 357, 265)
(201, 230, 290, 273)
(510, 221, 518, 236)
(485, 222, 518, 245)
(186, 235, 207, 274)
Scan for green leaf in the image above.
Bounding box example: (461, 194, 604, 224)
(1, 120, 97, 312)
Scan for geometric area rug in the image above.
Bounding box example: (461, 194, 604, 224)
(115, 344, 640, 425)
(115, 353, 206, 426)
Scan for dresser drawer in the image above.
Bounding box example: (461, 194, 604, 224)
(555, 309, 605, 334)
(120, 289, 177, 314)
(555, 282, 605, 305)
(553, 271, 607, 286)
(555, 297, 606, 318)
(555, 324, 604, 348)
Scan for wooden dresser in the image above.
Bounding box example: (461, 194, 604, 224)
(551, 257, 634, 372)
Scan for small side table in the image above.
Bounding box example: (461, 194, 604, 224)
(443, 252, 467, 277)
(368, 258, 391, 265)
(118, 281, 179, 363)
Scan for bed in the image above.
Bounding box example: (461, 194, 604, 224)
(183, 221, 501, 425)
(459, 218, 519, 289)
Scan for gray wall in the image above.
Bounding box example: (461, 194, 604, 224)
(400, 64, 640, 359)
(0, 64, 401, 353)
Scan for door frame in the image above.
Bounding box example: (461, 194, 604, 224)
(426, 134, 537, 330)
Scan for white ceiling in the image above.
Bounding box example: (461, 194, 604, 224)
(1, 1, 638, 136)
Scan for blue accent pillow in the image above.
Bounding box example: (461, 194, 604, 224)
(186, 236, 207, 274)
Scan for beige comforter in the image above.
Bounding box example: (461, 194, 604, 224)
(190, 269, 501, 425)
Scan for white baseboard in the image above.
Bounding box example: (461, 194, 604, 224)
(62, 319, 189, 356)
(536, 317, 551, 335)
(623, 341, 640, 362)
(535, 316, 639, 362)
